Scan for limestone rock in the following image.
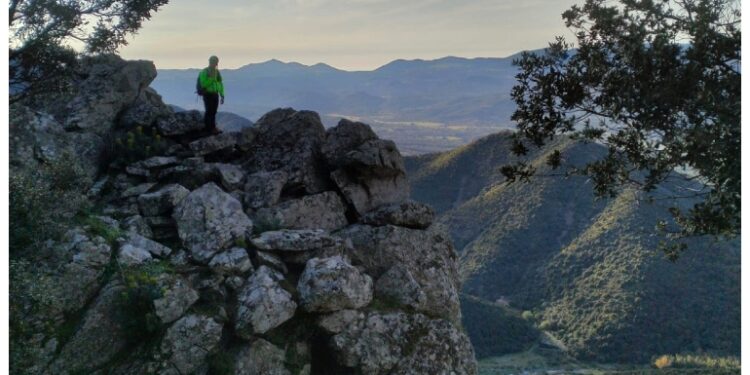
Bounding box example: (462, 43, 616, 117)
(173, 182, 254, 263)
(121, 182, 156, 199)
(118, 243, 153, 266)
(322, 118, 378, 168)
(118, 87, 173, 129)
(298, 256, 373, 312)
(317, 309, 365, 335)
(159, 314, 223, 374)
(243, 170, 288, 210)
(157, 110, 204, 136)
(330, 312, 476, 375)
(243, 108, 329, 194)
(48, 281, 129, 374)
(122, 215, 154, 238)
(119, 232, 172, 258)
(375, 264, 428, 310)
(213, 163, 245, 191)
(64, 56, 157, 134)
(189, 132, 239, 156)
(330, 169, 410, 216)
(251, 229, 339, 252)
(234, 339, 291, 375)
(361, 200, 435, 229)
(256, 251, 289, 274)
(153, 275, 200, 324)
(253, 191, 348, 231)
(334, 224, 460, 322)
(235, 266, 297, 336)
(138, 183, 189, 217)
(208, 247, 253, 275)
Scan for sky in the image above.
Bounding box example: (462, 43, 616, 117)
(120, 0, 576, 71)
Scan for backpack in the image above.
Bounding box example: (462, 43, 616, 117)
(196, 75, 205, 96)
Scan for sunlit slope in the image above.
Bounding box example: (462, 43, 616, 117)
(405, 133, 740, 363)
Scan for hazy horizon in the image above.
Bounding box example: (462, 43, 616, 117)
(119, 0, 574, 71)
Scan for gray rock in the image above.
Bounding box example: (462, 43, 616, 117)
(125, 164, 151, 178)
(153, 275, 200, 324)
(334, 224, 461, 322)
(119, 232, 172, 257)
(138, 183, 190, 217)
(159, 314, 223, 374)
(122, 215, 154, 238)
(118, 87, 173, 129)
(322, 118, 378, 168)
(132, 155, 180, 169)
(234, 339, 291, 375)
(189, 132, 239, 156)
(390, 318, 477, 375)
(330, 312, 476, 375)
(235, 266, 297, 336)
(158, 158, 218, 190)
(208, 247, 253, 275)
(118, 243, 153, 266)
(211, 162, 245, 191)
(375, 264, 428, 310)
(253, 191, 348, 231)
(64, 56, 157, 134)
(361, 200, 435, 229)
(243, 108, 330, 194)
(317, 309, 365, 335)
(243, 170, 288, 210)
(298, 256, 373, 312)
(251, 229, 341, 252)
(48, 281, 129, 374)
(157, 110, 204, 136)
(331, 169, 410, 216)
(173, 183, 254, 263)
(256, 251, 288, 274)
(121, 182, 156, 199)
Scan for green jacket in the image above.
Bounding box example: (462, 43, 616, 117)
(198, 67, 225, 96)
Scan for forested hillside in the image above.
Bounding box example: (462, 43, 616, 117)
(405, 133, 740, 363)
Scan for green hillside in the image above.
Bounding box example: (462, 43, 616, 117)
(405, 133, 740, 363)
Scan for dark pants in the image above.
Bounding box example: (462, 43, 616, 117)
(203, 93, 219, 131)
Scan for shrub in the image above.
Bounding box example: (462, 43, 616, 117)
(10, 153, 91, 253)
(105, 126, 168, 168)
(116, 261, 173, 343)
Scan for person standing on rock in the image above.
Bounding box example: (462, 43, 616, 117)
(196, 55, 225, 135)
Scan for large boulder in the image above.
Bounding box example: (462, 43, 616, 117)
(234, 339, 291, 375)
(173, 182, 254, 263)
(48, 281, 129, 374)
(118, 87, 173, 129)
(137, 183, 189, 217)
(334, 224, 461, 322)
(208, 247, 253, 275)
(153, 275, 200, 324)
(243, 170, 288, 211)
(64, 55, 157, 134)
(243, 108, 330, 194)
(297, 256, 373, 312)
(156, 110, 205, 136)
(328, 137, 410, 216)
(235, 266, 297, 337)
(253, 191, 349, 231)
(322, 118, 378, 168)
(330, 312, 476, 375)
(360, 200, 435, 229)
(158, 314, 223, 374)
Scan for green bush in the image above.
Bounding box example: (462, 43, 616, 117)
(460, 295, 538, 359)
(105, 126, 168, 168)
(116, 262, 173, 343)
(10, 153, 91, 254)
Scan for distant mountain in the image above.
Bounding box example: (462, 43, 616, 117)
(169, 104, 254, 132)
(405, 132, 740, 363)
(152, 55, 534, 155)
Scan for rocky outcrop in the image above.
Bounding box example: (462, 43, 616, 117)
(10, 58, 476, 374)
